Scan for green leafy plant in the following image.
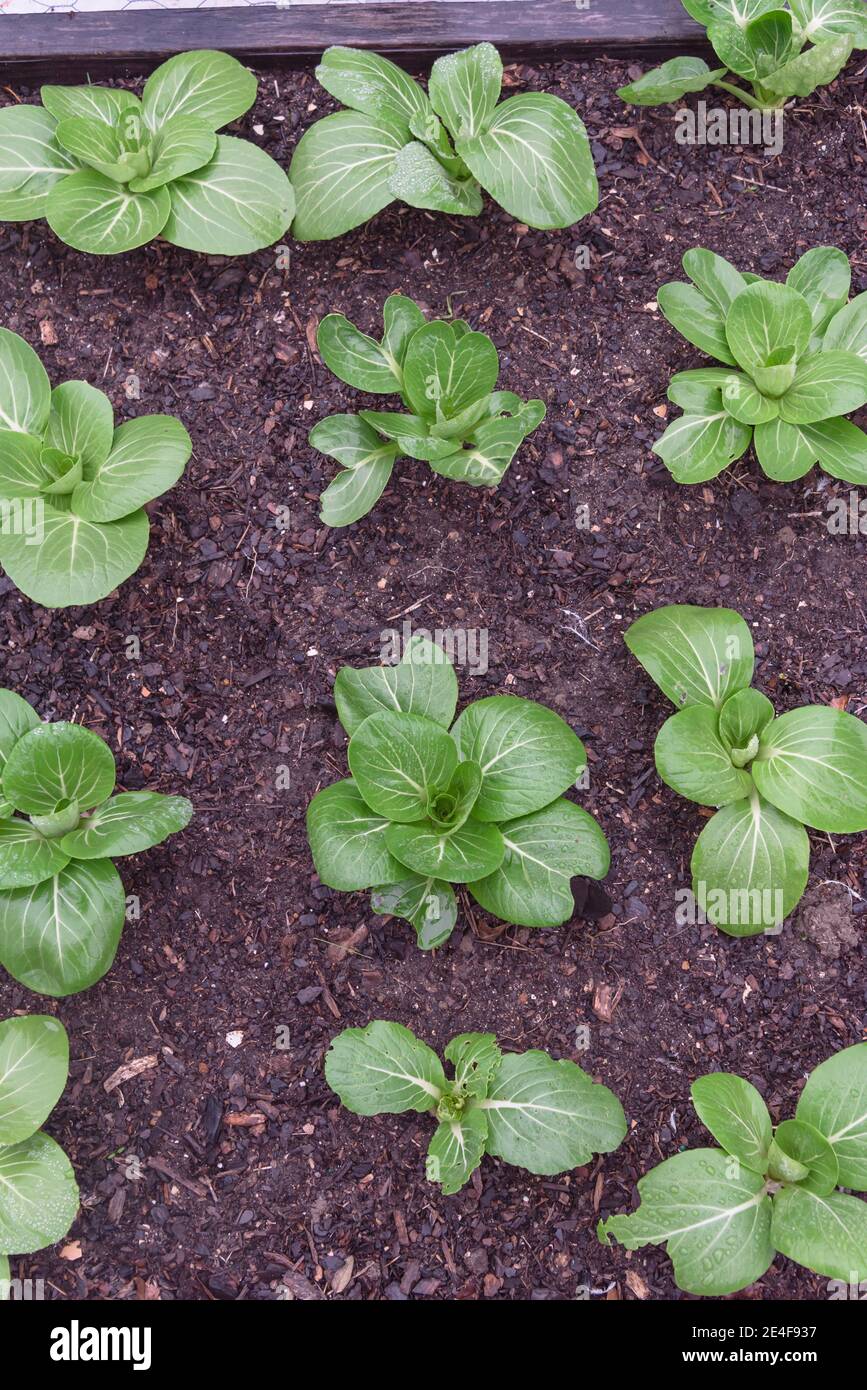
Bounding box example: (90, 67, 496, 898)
(650, 246, 867, 485)
(307, 636, 609, 948)
(625, 603, 867, 935)
(0, 50, 294, 255)
(326, 1020, 626, 1195)
(599, 1043, 867, 1296)
(618, 1, 866, 110)
(289, 43, 598, 241)
(311, 294, 546, 526)
(0, 688, 192, 997)
(0, 1014, 79, 1298)
(0, 326, 191, 608)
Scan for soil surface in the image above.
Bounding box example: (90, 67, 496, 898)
(1, 53, 866, 1303)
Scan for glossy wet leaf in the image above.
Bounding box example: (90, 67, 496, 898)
(451, 695, 585, 822)
(654, 705, 754, 807)
(690, 1073, 772, 1173)
(772, 1119, 838, 1195)
(796, 1042, 867, 1190)
(162, 137, 294, 255)
(348, 711, 458, 823)
(625, 604, 754, 710)
(428, 42, 502, 141)
(2, 721, 115, 816)
(752, 706, 867, 832)
(335, 634, 458, 737)
(306, 779, 403, 892)
(371, 875, 457, 950)
(691, 791, 810, 935)
(0, 1132, 79, 1256)
(771, 1187, 867, 1282)
(0, 857, 126, 997)
(59, 791, 192, 860)
(385, 815, 504, 882)
(0, 819, 70, 889)
(0, 691, 40, 773)
(289, 110, 404, 241)
(316, 46, 430, 128)
(0, 1014, 68, 1146)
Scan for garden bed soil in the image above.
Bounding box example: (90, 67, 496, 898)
(1, 53, 866, 1302)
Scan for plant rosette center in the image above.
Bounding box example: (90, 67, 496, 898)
(435, 1092, 467, 1123)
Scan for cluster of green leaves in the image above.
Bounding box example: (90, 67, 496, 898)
(311, 294, 546, 526)
(0, 327, 191, 608)
(0, 50, 294, 255)
(0, 689, 192, 997)
(289, 43, 598, 241)
(619, 1, 866, 110)
(0, 1014, 78, 1296)
(652, 247, 867, 485)
(626, 604, 867, 935)
(326, 1020, 626, 1195)
(599, 1043, 867, 1296)
(307, 636, 609, 948)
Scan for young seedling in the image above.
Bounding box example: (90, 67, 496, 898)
(311, 294, 546, 525)
(289, 43, 598, 240)
(307, 636, 609, 947)
(625, 603, 867, 935)
(651, 247, 867, 484)
(618, 1, 865, 111)
(326, 1020, 626, 1195)
(0, 1014, 79, 1298)
(0, 50, 294, 255)
(599, 1043, 867, 1296)
(0, 326, 191, 607)
(0, 689, 192, 996)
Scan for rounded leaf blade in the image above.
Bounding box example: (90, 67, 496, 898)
(0, 857, 126, 997)
(450, 695, 586, 822)
(289, 110, 404, 242)
(141, 49, 257, 132)
(59, 791, 192, 860)
(624, 604, 755, 710)
(348, 711, 458, 823)
(45, 171, 170, 254)
(385, 816, 504, 882)
(324, 1020, 446, 1115)
(46, 381, 114, 472)
(307, 778, 403, 892)
(0, 502, 150, 608)
(161, 136, 294, 255)
(690, 1072, 772, 1173)
(771, 1186, 867, 1283)
(0, 106, 79, 221)
(0, 819, 70, 889)
(654, 705, 753, 807)
(796, 1042, 867, 1190)
(335, 635, 458, 737)
(691, 791, 810, 936)
(3, 721, 115, 815)
(0, 1131, 79, 1255)
(71, 414, 191, 523)
(0, 328, 51, 437)
(0, 1014, 69, 1146)
(752, 706, 867, 832)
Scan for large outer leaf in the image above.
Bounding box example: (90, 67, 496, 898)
(71, 415, 191, 524)
(657, 282, 736, 364)
(796, 1043, 867, 1189)
(762, 33, 854, 98)
(402, 322, 499, 420)
(790, 0, 867, 45)
(654, 705, 753, 807)
(59, 791, 192, 860)
(307, 778, 403, 892)
(46, 381, 113, 471)
(468, 798, 609, 928)
(779, 351, 867, 424)
(0, 691, 40, 773)
(456, 93, 598, 231)
(771, 1187, 867, 1282)
(691, 790, 810, 935)
(427, 1108, 488, 1195)
(40, 86, 138, 126)
(335, 635, 458, 737)
(0, 1014, 68, 1145)
(385, 816, 504, 882)
(753, 417, 818, 479)
(752, 706, 867, 832)
(3, 721, 115, 815)
(45, 172, 170, 255)
(371, 874, 457, 950)
(617, 57, 726, 105)
(624, 604, 754, 710)
(324, 1020, 446, 1114)
(690, 1073, 772, 1174)
(725, 282, 813, 376)
(0, 1131, 79, 1255)
(141, 49, 257, 132)
(428, 42, 503, 142)
(161, 137, 294, 255)
(824, 290, 867, 359)
(683, 249, 748, 318)
(653, 409, 752, 483)
(450, 695, 585, 823)
(0, 106, 79, 221)
(0, 328, 51, 437)
(429, 415, 536, 488)
(388, 142, 483, 216)
(0, 819, 70, 889)
(318, 454, 397, 527)
(348, 711, 458, 823)
(317, 315, 403, 394)
(786, 246, 852, 334)
(316, 46, 429, 128)
(290, 110, 405, 242)
(809, 418, 867, 482)
(0, 857, 126, 997)
(599, 1149, 774, 1297)
(0, 502, 150, 608)
(480, 1051, 626, 1173)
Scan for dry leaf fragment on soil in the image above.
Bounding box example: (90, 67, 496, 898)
(103, 1055, 158, 1093)
(330, 1256, 354, 1294)
(592, 982, 623, 1023)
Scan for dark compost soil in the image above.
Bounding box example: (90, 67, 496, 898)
(1, 52, 866, 1303)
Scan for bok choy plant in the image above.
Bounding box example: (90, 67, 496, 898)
(652, 247, 867, 485)
(599, 1043, 867, 1296)
(0, 1014, 78, 1296)
(0, 326, 191, 608)
(311, 294, 545, 526)
(618, 1, 866, 110)
(0, 51, 295, 255)
(0, 689, 193, 997)
(625, 604, 867, 935)
(325, 1020, 626, 1195)
(307, 636, 609, 948)
(289, 44, 598, 240)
